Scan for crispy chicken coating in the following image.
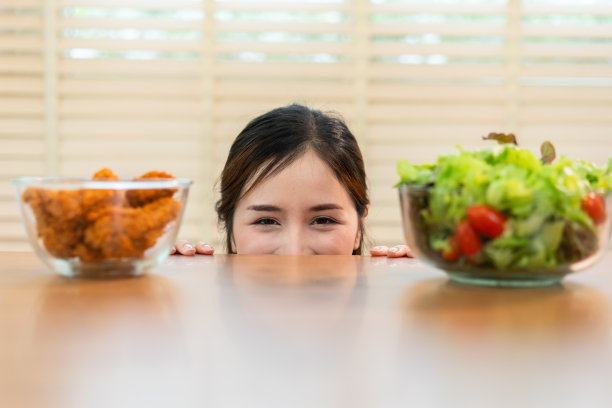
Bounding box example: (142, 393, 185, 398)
(126, 170, 177, 207)
(22, 189, 85, 258)
(84, 197, 181, 260)
(22, 169, 181, 261)
(92, 168, 120, 180)
(84, 168, 124, 220)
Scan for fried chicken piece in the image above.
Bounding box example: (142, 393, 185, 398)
(23, 188, 82, 228)
(22, 188, 86, 258)
(138, 170, 173, 179)
(126, 170, 177, 207)
(84, 168, 124, 219)
(39, 219, 86, 259)
(84, 196, 182, 259)
(72, 243, 104, 263)
(93, 168, 119, 180)
(81, 188, 125, 222)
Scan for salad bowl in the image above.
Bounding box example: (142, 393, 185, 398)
(400, 185, 612, 287)
(397, 137, 612, 287)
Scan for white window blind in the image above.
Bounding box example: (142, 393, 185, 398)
(1, 0, 611, 251)
(0, 0, 45, 250)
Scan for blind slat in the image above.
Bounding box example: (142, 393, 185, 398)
(60, 60, 203, 75)
(369, 43, 505, 57)
(59, 0, 204, 9)
(522, 44, 612, 59)
(216, 1, 350, 12)
(0, 97, 44, 115)
(0, 0, 42, 6)
(0, 139, 44, 156)
(520, 65, 612, 77)
(521, 125, 612, 142)
(0, 16, 42, 29)
(0, 222, 29, 240)
(216, 79, 353, 100)
(60, 119, 203, 137)
(519, 87, 612, 103)
(0, 119, 44, 135)
(0, 241, 31, 251)
(59, 99, 202, 117)
(0, 160, 45, 176)
(216, 61, 355, 79)
(523, 25, 612, 38)
(520, 105, 612, 123)
(216, 41, 350, 55)
(370, 3, 506, 15)
(60, 39, 203, 52)
(369, 64, 506, 79)
(368, 23, 506, 36)
(368, 84, 506, 102)
(60, 78, 203, 97)
(0, 201, 19, 218)
(366, 124, 496, 143)
(216, 22, 352, 34)
(61, 140, 204, 159)
(523, 5, 612, 16)
(0, 78, 44, 94)
(213, 100, 354, 119)
(0, 37, 44, 52)
(367, 103, 506, 122)
(59, 17, 204, 30)
(0, 57, 44, 74)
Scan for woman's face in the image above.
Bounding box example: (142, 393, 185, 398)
(232, 149, 363, 255)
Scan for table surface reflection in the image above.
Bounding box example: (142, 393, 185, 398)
(2, 251, 612, 408)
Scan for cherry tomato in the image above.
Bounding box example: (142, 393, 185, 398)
(442, 235, 461, 261)
(582, 192, 606, 225)
(455, 220, 482, 257)
(466, 204, 507, 238)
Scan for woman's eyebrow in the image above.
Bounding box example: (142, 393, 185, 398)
(247, 204, 282, 212)
(309, 204, 343, 212)
(246, 204, 343, 212)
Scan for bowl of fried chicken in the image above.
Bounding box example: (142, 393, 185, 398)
(12, 168, 191, 278)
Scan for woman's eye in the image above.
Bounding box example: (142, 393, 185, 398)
(311, 216, 338, 225)
(254, 218, 279, 225)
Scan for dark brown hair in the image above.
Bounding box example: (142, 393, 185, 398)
(215, 104, 369, 254)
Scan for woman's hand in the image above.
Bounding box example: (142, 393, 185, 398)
(369, 245, 413, 258)
(170, 240, 215, 256)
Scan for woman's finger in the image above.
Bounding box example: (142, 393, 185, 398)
(387, 245, 413, 258)
(195, 242, 214, 255)
(175, 240, 196, 256)
(369, 245, 389, 257)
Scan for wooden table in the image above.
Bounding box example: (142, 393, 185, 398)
(2, 251, 612, 408)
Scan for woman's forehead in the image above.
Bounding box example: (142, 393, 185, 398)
(240, 149, 328, 191)
(238, 151, 354, 209)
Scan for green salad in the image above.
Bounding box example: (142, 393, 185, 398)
(397, 134, 612, 270)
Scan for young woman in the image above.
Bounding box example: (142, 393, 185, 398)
(172, 104, 410, 258)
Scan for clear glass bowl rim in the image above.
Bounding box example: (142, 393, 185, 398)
(11, 176, 192, 190)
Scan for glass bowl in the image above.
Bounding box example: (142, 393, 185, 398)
(399, 185, 612, 287)
(12, 177, 192, 278)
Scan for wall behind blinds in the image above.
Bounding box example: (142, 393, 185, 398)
(1, 0, 611, 252)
